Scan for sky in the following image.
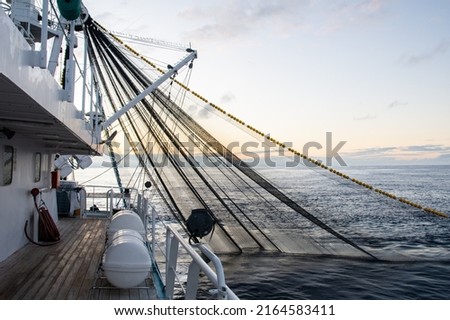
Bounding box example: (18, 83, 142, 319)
(81, 0, 450, 165)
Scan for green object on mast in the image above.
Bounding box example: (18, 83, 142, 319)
(57, 0, 81, 21)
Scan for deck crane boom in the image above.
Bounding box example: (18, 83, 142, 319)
(101, 49, 197, 130)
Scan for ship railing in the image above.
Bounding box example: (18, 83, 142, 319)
(80, 185, 140, 218)
(144, 201, 238, 300)
(0, 2, 11, 15)
(164, 225, 238, 300)
(8, 0, 59, 47)
(78, 185, 238, 299)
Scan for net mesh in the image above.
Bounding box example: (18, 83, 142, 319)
(83, 18, 448, 260)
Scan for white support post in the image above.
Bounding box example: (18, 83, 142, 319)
(39, 0, 48, 69)
(198, 244, 228, 300)
(109, 188, 114, 217)
(165, 232, 179, 299)
(151, 205, 156, 260)
(78, 187, 86, 218)
(47, 26, 64, 76)
(185, 261, 201, 300)
(64, 20, 76, 102)
(81, 29, 88, 118)
(101, 50, 197, 129)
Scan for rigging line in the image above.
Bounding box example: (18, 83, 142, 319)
(97, 38, 243, 251)
(165, 81, 186, 143)
(92, 21, 358, 252)
(152, 89, 379, 259)
(92, 22, 338, 254)
(89, 55, 126, 197)
(165, 69, 196, 155)
(149, 93, 282, 251)
(142, 101, 170, 178)
(137, 100, 214, 210)
(124, 164, 146, 207)
(139, 96, 268, 251)
(105, 129, 125, 198)
(163, 105, 316, 252)
(81, 39, 142, 188)
(125, 155, 144, 189)
(96, 34, 176, 170)
(99, 31, 289, 251)
(153, 86, 356, 251)
(139, 104, 243, 251)
(151, 88, 296, 225)
(139, 106, 217, 234)
(88, 28, 195, 230)
(169, 65, 192, 111)
(132, 75, 250, 216)
(87, 26, 165, 200)
(184, 89, 449, 218)
(91, 80, 180, 224)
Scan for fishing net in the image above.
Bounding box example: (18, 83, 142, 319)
(83, 18, 449, 261)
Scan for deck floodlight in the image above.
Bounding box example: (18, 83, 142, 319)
(186, 208, 215, 239)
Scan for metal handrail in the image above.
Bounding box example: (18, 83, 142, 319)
(81, 184, 139, 213)
(77, 184, 238, 299)
(164, 225, 239, 300)
(1, 3, 11, 14)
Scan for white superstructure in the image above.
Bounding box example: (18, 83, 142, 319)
(0, 0, 99, 261)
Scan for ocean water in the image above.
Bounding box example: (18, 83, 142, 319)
(219, 165, 450, 300)
(76, 164, 450, 299)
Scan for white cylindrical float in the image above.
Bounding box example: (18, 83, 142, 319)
(107, 229, 144, 245)
(102, 233, 151, 289)
(107, 209, 146, 240)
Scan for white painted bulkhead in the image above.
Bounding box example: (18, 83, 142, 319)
(0, 3, 98, 262)
(0, 137, 57, 262)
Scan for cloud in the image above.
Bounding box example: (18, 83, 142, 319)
(187, 104, 212, 119)
(220, 92, 236, 104)
(178, 0, 391, 42)
(92, 11, 116, 23)
(353, 113, 377, 121)
(399, 38, 450, 66)
(436, 153, 450, 161)
(388, 100, 408, 109)
(343, 146, 397, 158)
(403, 145, 450, 153)
(198, 105, 212, 119)
(179, 1, 308, 41)
(343, 144, 450, 163)
(318, 0, 388, 34)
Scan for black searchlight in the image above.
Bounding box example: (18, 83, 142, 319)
(186, 208, 214, 239)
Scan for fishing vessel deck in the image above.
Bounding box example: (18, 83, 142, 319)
(0, 217, 156, 300)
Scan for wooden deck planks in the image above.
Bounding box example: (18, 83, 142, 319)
(21, 220, 93, 299)
(0, 217, 157, 300)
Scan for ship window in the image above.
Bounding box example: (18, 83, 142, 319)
(3, 146, 14, 185)
(34, 152, 41, 182)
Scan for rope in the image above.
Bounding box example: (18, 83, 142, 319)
(107, 23, 447, 219)
(85, 22, 187, 226)
(85, 18, 382, 258)
(25, 189, 60, 246)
